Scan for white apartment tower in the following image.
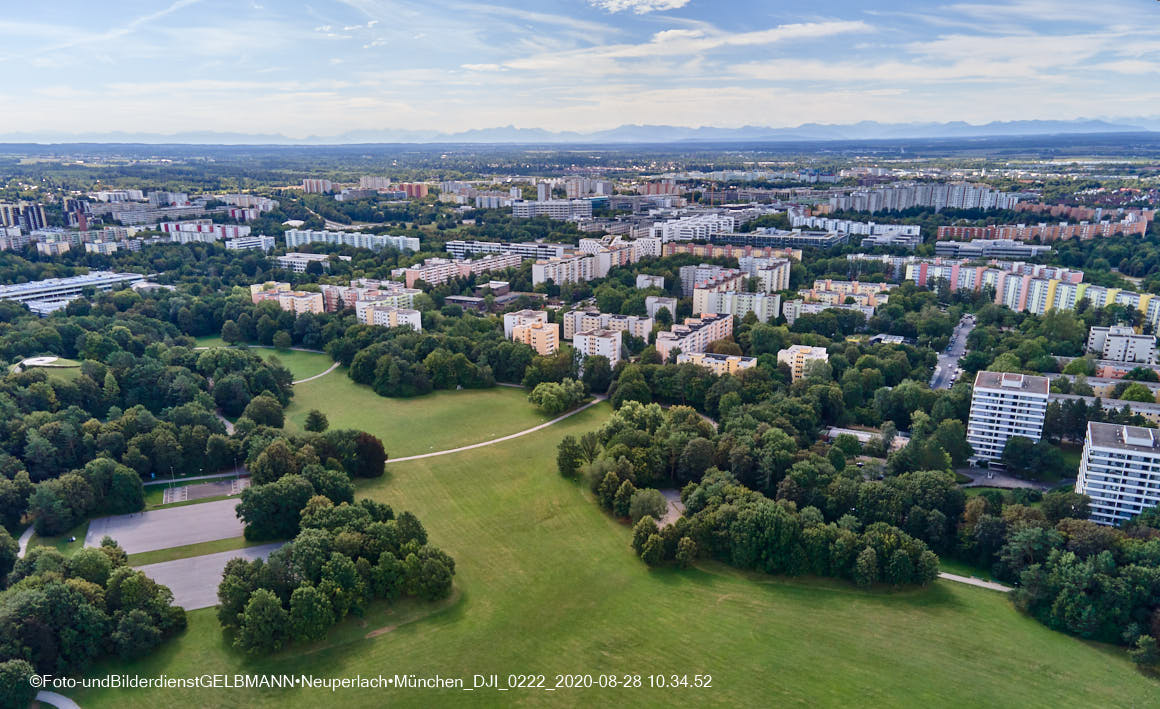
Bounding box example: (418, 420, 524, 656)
(1077, 422, 1160, 526)
(966, 371, 1050, 464)
(1086, 326, 1157, 365)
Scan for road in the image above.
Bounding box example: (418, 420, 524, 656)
(135, 543, 283, 610)
(930, 314, 975, 390)
(85, 499, 244, 554)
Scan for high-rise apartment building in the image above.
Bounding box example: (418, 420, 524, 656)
(655, 314, 733, 361)
(1076, 422, 1160, 526)
(511, 321, 560, 355)
(966, 371, 1050, 463)
(574, 328, 623, 368)
(1086, 326, 1157, 365)
(777, 345, 830, 381)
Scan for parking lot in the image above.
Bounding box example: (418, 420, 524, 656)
(85, 498, 245, 554)
(134, 543, 283, 609)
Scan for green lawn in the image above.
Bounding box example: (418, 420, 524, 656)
(193, 336, 334, 381)
(76, 402, 1158, 708)
(28, 520, 89, 557)
(127, 537, 259, 566)
(283, 376, 551, 458)
(15, 357, 83, 381)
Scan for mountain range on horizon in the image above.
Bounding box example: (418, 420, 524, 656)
(3, 118, 1160, 146)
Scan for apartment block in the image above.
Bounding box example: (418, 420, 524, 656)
(531, 253, 595, 286)
(966, 371, 1050, 463)
(444, 240, 568, 260)
(636, 274, 665, 290)
(250, 283, 323, 315)
(284, 229, 419, 252)
(321, 281, 418, 313)
(782, 300, 875, 326)
(277, 252, 335, 273)
(694, 290, 781, 323)
(937, 218, 1148, 242)
(801, 279, 895, 307)
(777, 345, 830, 381)
(663, 242, 801, 263)
(737, 256, 792, 293)
(678, 264, 745, 296)
(562, 310, 652, 340)
(398, 254, 521, 287)
(645, 296, 678, 320)
(512, 321, 560, 355)
(302, 179, 334, 194)
(934, 240, 1052, 259)
(574, 328, 623, 368)
(512, 199, 593, 220)
(649, 214, 735, 241)
(160, 220, 250, 240)
(655, 314, 733, 361)
(357, 305, 422, 331)
(503, 309, 549, 338)
(1086, 326, 1157, 365)
(226, 236, 277, 251)
(677, 352, 757, 376)
(1076, 422, 1160, 526)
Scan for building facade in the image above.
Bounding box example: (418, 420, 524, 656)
(777, 345, 830, 381)
(966, 371, 1050, 463)
(574, 328, 623, 368)
(1086, 326, 1157, 365)
(1077, 422, 1160, 526)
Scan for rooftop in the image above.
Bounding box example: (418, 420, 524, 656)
(1088, 421, 1160, 451)
(973, 370, 1050, 395)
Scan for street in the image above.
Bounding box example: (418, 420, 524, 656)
(930, 313, 975, 390)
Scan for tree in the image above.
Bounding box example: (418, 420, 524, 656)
(221, 319, 242, 344)
(631, 516, 658, 554)
(629, 488, 667, 523)
(1001, 436, 1036, 475)
(613, 480, 637, 518)
(234, 588, 290, 654)
(854, 547, 879, 588)
(640, 533, 665, 566)
(1041, 490, 1091, 523)
(1118, 382, 1155, 403)
(272, 331, 292, 350)
(237, 474, 316, 540)
(675, 536, 697, 568)
(0, 660, 37, 709)
(289, 585, 334, 642)
(556, 435, 582, 478)
(1129, 635, 1159, 667)
(242, 394, 284, 428)
(0, 527, 17, 581)
(677, 437, 715, 483)
(111, 609, 163, 660)
(351, 432, 387, 478)
(304, 409, 329, 433)
(581, 355, 613, 394)
(596, 471, 621, 510)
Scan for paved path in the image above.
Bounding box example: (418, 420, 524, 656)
(390, 397, 606, 463)
(956, 467, 1067, 492)
(293, 361, 340, 384)
(135, 543, 283, 610)
(143, 469, 248, 487)
(17, 525, 33, 558)
(36, 691, 81, 709)
(657, 489, 686, 527)
(85, 499, 243, 554)
(938, 572, 1012, 592)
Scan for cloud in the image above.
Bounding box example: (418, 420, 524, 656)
(589, 0, 691, 14)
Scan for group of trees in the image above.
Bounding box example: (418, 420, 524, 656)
(0, 537, 185, 681)
(219, 498, 453, 654)
(528, 378, 588, 415)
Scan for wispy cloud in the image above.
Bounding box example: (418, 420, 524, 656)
(589, 0, 691, 14)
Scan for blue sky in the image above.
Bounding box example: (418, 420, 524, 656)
(1, 0, 1158, 137)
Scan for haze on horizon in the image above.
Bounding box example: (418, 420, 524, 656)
(2, 0, 1159, 140)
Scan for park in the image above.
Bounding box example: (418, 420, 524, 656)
(65, 378, 1159, 707)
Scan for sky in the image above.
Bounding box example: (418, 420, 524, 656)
(1, 0, 1158, 138)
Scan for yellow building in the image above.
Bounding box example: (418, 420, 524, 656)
(512, 321, 560, 355)
(276, 291, 324, 315)
(777, 345, 829, 381)
(676, 352, 757, 375)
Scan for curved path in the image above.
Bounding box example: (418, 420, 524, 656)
(36, 691, 81, 709)
(390, 397, 606, 463)
(17, 525, 34, 558)
(293, 361, 340, 384)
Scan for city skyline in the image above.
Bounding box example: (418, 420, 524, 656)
(2, 0, 1160, 140)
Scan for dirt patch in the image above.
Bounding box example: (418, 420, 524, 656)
(365, 624, 397, 639)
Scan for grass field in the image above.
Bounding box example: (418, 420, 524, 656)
(28, 520, 89, 556)
(127, 537, 260, 566)
(76, 402, 1158, 708)
(193, 336, 334, 381)
(283, 376, 551, 458)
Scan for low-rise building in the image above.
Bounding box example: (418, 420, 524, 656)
(277, 252, 334, 273)
(1077, 422, 1160, 526)
(677, 352, 756, 375)
(777, 345, 829, 380)
(636, 274, 665, 290)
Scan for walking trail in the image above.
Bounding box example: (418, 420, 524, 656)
(390, 397, 606, 463)
(938, 572, 1012, 592)
(36, 691, 81, 709)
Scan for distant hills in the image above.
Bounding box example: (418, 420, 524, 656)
(2, 118, 1158, 145)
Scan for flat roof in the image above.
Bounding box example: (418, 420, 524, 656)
(973, 370, 1050, 395)
(1088, 421, 1160, 452)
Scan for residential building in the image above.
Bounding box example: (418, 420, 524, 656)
(160, 220, 250, 240)
(503, 309, 549, 338)
(678, 264, 745, 296)
(829, 182, 1021, 214)
(934, 239, 1052, 259)
(734, 229, 849, 250)
(861, 233, 923, 250)
(646, 296, 678, 320)
(664, 242, 801, 262)
(350, 291, 421, 319)
(574, 328, 623, 368)
(1086, 326, 1157, 364)
(562, 310, 652, 340)
(302, 179, 334, 194)
(737, 256, 792, 293)
(512, 199, 593, 220)
(649, 214, 735, 242)
(777, 345, 830, 381)
(398, 253, 521, 287)
(357, 306, 422, 331)
(937, 218, 1149, 242)
(636, 274, 665, 290)
(677, 352, 757, 375)
(359, 176, 392, 190)
(225, 235, 277, 251)
(0, 202, 47, 231)
(284, 229, 419, 252)
(790, 215, 921, 240)
(966, 371, 1050, 464)
(512, 321, 560, 355)
(532, 253, 595, 286)
(655, 314, 733, 361)
(276, 291, 325, 315)
(800, 279, 895, 307)
(84, 241, 118, 255)
(36, 241, 70, 256)
(276, 252, 333, 273)
(1077, 422, 1160, 526)
(445, 239, 568, 260)
(321, 281, 418, 313)
(694, 291, 781, 322)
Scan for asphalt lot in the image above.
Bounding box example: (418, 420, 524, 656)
(930, 314, 976, 390)
(135, 543, 283, 609)
(85, 498, 244, 554)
